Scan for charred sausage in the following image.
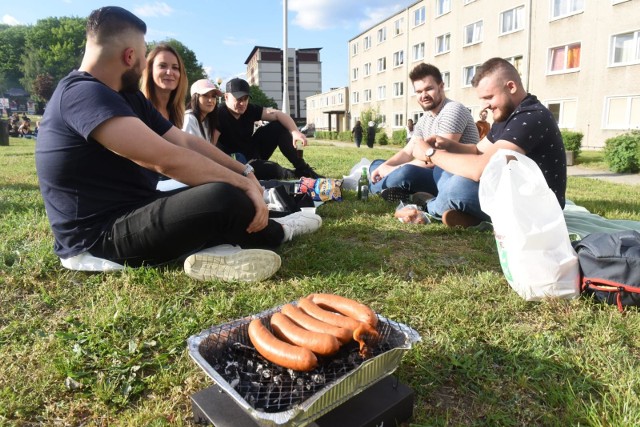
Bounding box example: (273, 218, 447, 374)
(270, 312, 340, 356)
(281, 303, 353, 344)
(248, 318, 318, 371)
(297, 297, 362, 332)
(308, 293, 378, 328)
(353, 322, 380, 358)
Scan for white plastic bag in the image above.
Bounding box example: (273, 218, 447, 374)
(342, 158, 371, 191)
(479, 149, 579, 301)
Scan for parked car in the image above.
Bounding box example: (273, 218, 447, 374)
(299, 123, 315, 137)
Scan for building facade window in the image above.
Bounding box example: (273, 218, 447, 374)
(436, 33, 451, 54)
(352, 91, 360, 104)
(394, 113, 405, 127)
(551, 0, 585, 19)
(377, 27, 387, 43)
(394, 18, 404, 36)
(364, 89, 372, 102)
(464, 20, 483, 46)
(411, 112, 423, 123)
(436, 0, 451, 16)
(364, 35, 372, 50)
(506, 55, 524, 76)
(549, 43, 581, 73)
(377, 57, 387, 72)
(412, 42, 425, 61)
(463, 64, 480, 86)
(364, 62, 372, 77)
(351, 41, 358, 56)
(414, 6, 425, 26)
(352, 67, 359, 81)
(393, 82, 404, 97)
(546, 99, 578, 128)
(500, 6, 525, 35)
(604, 95, 640, 129)
(377, 85, 386, 100)
(393, 50, 404, 67)
(442, 71, 451, 89)
(610, 30, 640, 65)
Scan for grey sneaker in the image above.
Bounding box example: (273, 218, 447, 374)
(184, 244, 281, 282)
(272, 211, 322, 242)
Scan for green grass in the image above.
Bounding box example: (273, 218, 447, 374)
(2, 137, 640, 426)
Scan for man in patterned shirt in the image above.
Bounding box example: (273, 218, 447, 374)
(404, 57, 566, 228)
(369, 63, 479, 202)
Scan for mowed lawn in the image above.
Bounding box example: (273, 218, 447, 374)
(2, 136, 640, 426)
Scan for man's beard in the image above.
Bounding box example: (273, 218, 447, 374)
(121, 65, 142, 93)
(493, 98, 517, 122)
(421, 93, 443, 112)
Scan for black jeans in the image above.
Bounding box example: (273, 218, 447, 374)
(252, 122, 305, 170)
(90, 183, 284, 267)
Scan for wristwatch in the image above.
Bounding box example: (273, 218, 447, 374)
(425, 147, 436, 162)
(242, 164, 255, 177)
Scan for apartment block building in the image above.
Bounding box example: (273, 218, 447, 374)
(310, 0, 639, 148)
(305, 87, 349, 133)
(245, 46, 322, 122)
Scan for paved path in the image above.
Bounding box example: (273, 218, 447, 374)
(312, 138, 640, 186)
(566, 165, 640, 186)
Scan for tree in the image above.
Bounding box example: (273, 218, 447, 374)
(147, 39, 207, 94)
(0, 24, 28, 91)
(33, 73, 55, 106)
(20, 17, 86, 96)
(248, 85, 278, 109)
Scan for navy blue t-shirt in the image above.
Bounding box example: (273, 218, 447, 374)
(488, 94, 567, 208)
(35, 70, 173, 258)
(216, 102, 263, 158)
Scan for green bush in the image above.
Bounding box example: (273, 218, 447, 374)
(376, 132, 389, 146)
(561, 130, 583, 158)
(392, 129, 407, 145)
(338, 131, 352, 142)
(604, 130, 640, 173)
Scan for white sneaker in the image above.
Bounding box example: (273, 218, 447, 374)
(183, 244, 281, 282)
(272, 211, 322, 242)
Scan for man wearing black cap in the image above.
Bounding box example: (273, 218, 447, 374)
(216, 77, 321, 179)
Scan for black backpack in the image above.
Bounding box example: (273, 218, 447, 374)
(573, 230, 640, 311)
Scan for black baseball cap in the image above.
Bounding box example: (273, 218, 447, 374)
(226, 78, 251, 98)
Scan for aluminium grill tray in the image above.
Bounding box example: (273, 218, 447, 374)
(187, 304, 421, 427)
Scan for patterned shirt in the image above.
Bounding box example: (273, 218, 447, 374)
(413, 98, 479, 145)
(488, 94, 567, 208)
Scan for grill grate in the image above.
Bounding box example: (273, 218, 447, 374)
(197, 311, 406, 413)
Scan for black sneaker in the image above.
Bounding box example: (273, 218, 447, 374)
(294, 164, 323, 179)
(380, 187, 411, 203)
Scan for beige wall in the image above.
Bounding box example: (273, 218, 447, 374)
(307, 0, 640, 148)
(305, 87, 349, 133)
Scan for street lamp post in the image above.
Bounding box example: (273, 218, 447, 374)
(282, 0, 289, 114)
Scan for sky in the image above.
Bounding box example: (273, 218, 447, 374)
(2, 0, 417, 91)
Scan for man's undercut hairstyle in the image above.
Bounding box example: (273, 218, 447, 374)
(471, 57, 522, 88)
(409, 63, 443, 85)
(86, 6, 147, 42)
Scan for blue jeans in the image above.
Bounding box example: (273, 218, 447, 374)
(368, 159, 439, 195)
(425, 168, 490, 222)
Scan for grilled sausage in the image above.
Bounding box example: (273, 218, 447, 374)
(353, 321, 380, 358)
(270, 312, 340, 356)
(297, 297, 362, 332)
(308, 293, 378, 328)
(281, 303, 353, 344)
(248, 318, 318, 371)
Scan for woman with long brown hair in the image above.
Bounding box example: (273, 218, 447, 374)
(141, 43, 188, 128)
